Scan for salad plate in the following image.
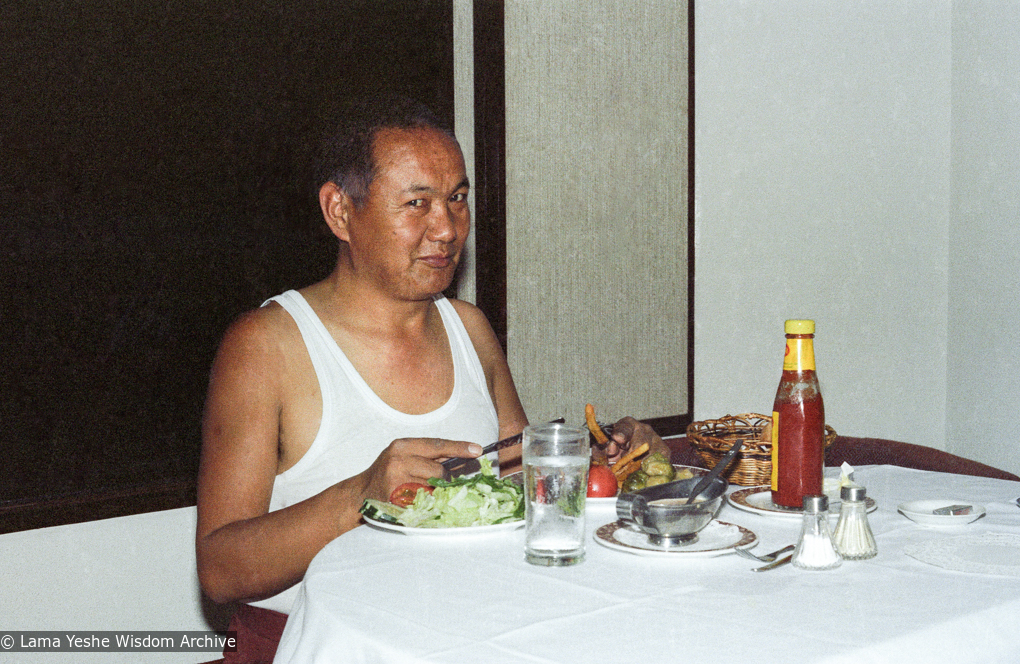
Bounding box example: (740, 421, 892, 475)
(363, 514, 524, 536)
(727, 486, 876, 519)
(594, 520, 756, 558)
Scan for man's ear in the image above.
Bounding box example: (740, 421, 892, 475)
(319, 181, 352, 242)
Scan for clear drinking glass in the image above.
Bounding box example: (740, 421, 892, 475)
(522, 423, 590, 566)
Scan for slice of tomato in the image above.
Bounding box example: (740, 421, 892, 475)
(389, 482, 434, 507)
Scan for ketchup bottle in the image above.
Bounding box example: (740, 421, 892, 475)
(771, 320, 825, 509)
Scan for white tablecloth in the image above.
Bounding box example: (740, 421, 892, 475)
(274, 465, 1020, 664)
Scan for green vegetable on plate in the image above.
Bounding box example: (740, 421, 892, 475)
(359, 457, 524, 528)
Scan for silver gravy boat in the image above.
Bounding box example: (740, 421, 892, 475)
(616, 476, 727, 547)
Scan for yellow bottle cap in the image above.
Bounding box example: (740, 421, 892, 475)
(785, 319, 815, 334)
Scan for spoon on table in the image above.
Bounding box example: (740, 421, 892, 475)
(685, 439, 744, 504)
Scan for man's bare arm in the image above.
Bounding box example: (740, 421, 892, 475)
(195, 310, 481, 604)
(196, 309, 350, 604)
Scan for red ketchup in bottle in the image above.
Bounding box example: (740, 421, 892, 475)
(771, 320, 825, 509)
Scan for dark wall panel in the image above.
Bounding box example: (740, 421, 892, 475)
(1, 0, 453, 514)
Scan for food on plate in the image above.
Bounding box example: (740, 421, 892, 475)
(640, 452, 675, 482)
(610, 441, 651, 490)
(581, 404, 697, 495)
(389, 482, 434, 507)
(584, 403, 611, 445)
(585, 403, 612, 465)
(360, 457, 524, 528)
(675, 468, 696, 481)
(619, 454, 696, 493)
(622, 469, 650, 493)
(613, 457, 643, 485)
(587, 464, 618, 497)
(611, 441, 650, 483)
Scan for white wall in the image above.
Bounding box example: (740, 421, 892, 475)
(947, 2, 1020, 476)
(0, 507, 229, 664)
(694, 0, 1019, 476)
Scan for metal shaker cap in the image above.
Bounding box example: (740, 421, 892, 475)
(840, 485, 866, 502)
(802, 494, 828, 513)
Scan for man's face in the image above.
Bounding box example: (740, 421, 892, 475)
(342, 126, 470, 302)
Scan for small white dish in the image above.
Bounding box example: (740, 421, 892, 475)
(897, 499, 986, 526)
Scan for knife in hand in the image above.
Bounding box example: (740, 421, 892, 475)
(440, 418, 566, 479)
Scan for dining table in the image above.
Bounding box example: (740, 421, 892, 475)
(273, 463, 1020, 664)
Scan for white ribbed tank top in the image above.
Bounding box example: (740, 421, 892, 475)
(249, 290, 498, 613)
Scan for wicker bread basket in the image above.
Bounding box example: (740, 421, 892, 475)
(686, 413, 837, 486)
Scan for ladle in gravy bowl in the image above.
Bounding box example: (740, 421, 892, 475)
(615, 476, 727, 547)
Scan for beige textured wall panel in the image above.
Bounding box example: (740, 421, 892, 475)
(505, 1, 689, 424)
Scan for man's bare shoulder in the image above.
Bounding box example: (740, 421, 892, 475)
(445, 298, 506, 368)
(211, 301, 305, 380)
(203, 301, 307, 460)
(219, 301, 292, 349)
(446, 298, 498, 342)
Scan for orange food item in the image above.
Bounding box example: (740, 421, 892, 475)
(585, 403, 610, 445)
(611, 442, 649, 477)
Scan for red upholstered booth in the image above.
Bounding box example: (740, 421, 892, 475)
(665, 435, 1019, 483)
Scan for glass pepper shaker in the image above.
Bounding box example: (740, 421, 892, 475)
(792, 495, 842, 570)
(832, 485, 878, 560)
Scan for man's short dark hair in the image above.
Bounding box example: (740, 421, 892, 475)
(316, 94, 455, 208)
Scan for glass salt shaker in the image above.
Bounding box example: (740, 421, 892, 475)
(832, 485, 877, 560)
(792, 495, 842, 570)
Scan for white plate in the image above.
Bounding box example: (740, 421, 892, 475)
(594, 520, 756, 558)
(727, 486, 877, 519)
(587, 496, 618, 508)
(363, 515, 524, 536)
(897, 500, 986, 526)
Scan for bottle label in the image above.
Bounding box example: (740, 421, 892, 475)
(783, 338, 816, 371)
(771, 410, 779, 491)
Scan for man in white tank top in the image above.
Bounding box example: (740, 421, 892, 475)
(195, 96, 667, 662)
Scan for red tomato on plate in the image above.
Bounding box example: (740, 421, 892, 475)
(587, 464, 618, 498)
(389, 483, 434, 507)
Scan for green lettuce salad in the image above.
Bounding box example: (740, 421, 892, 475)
(360, 457, 525, 528)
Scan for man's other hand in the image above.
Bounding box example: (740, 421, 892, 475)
(603, 417, 670, 466)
